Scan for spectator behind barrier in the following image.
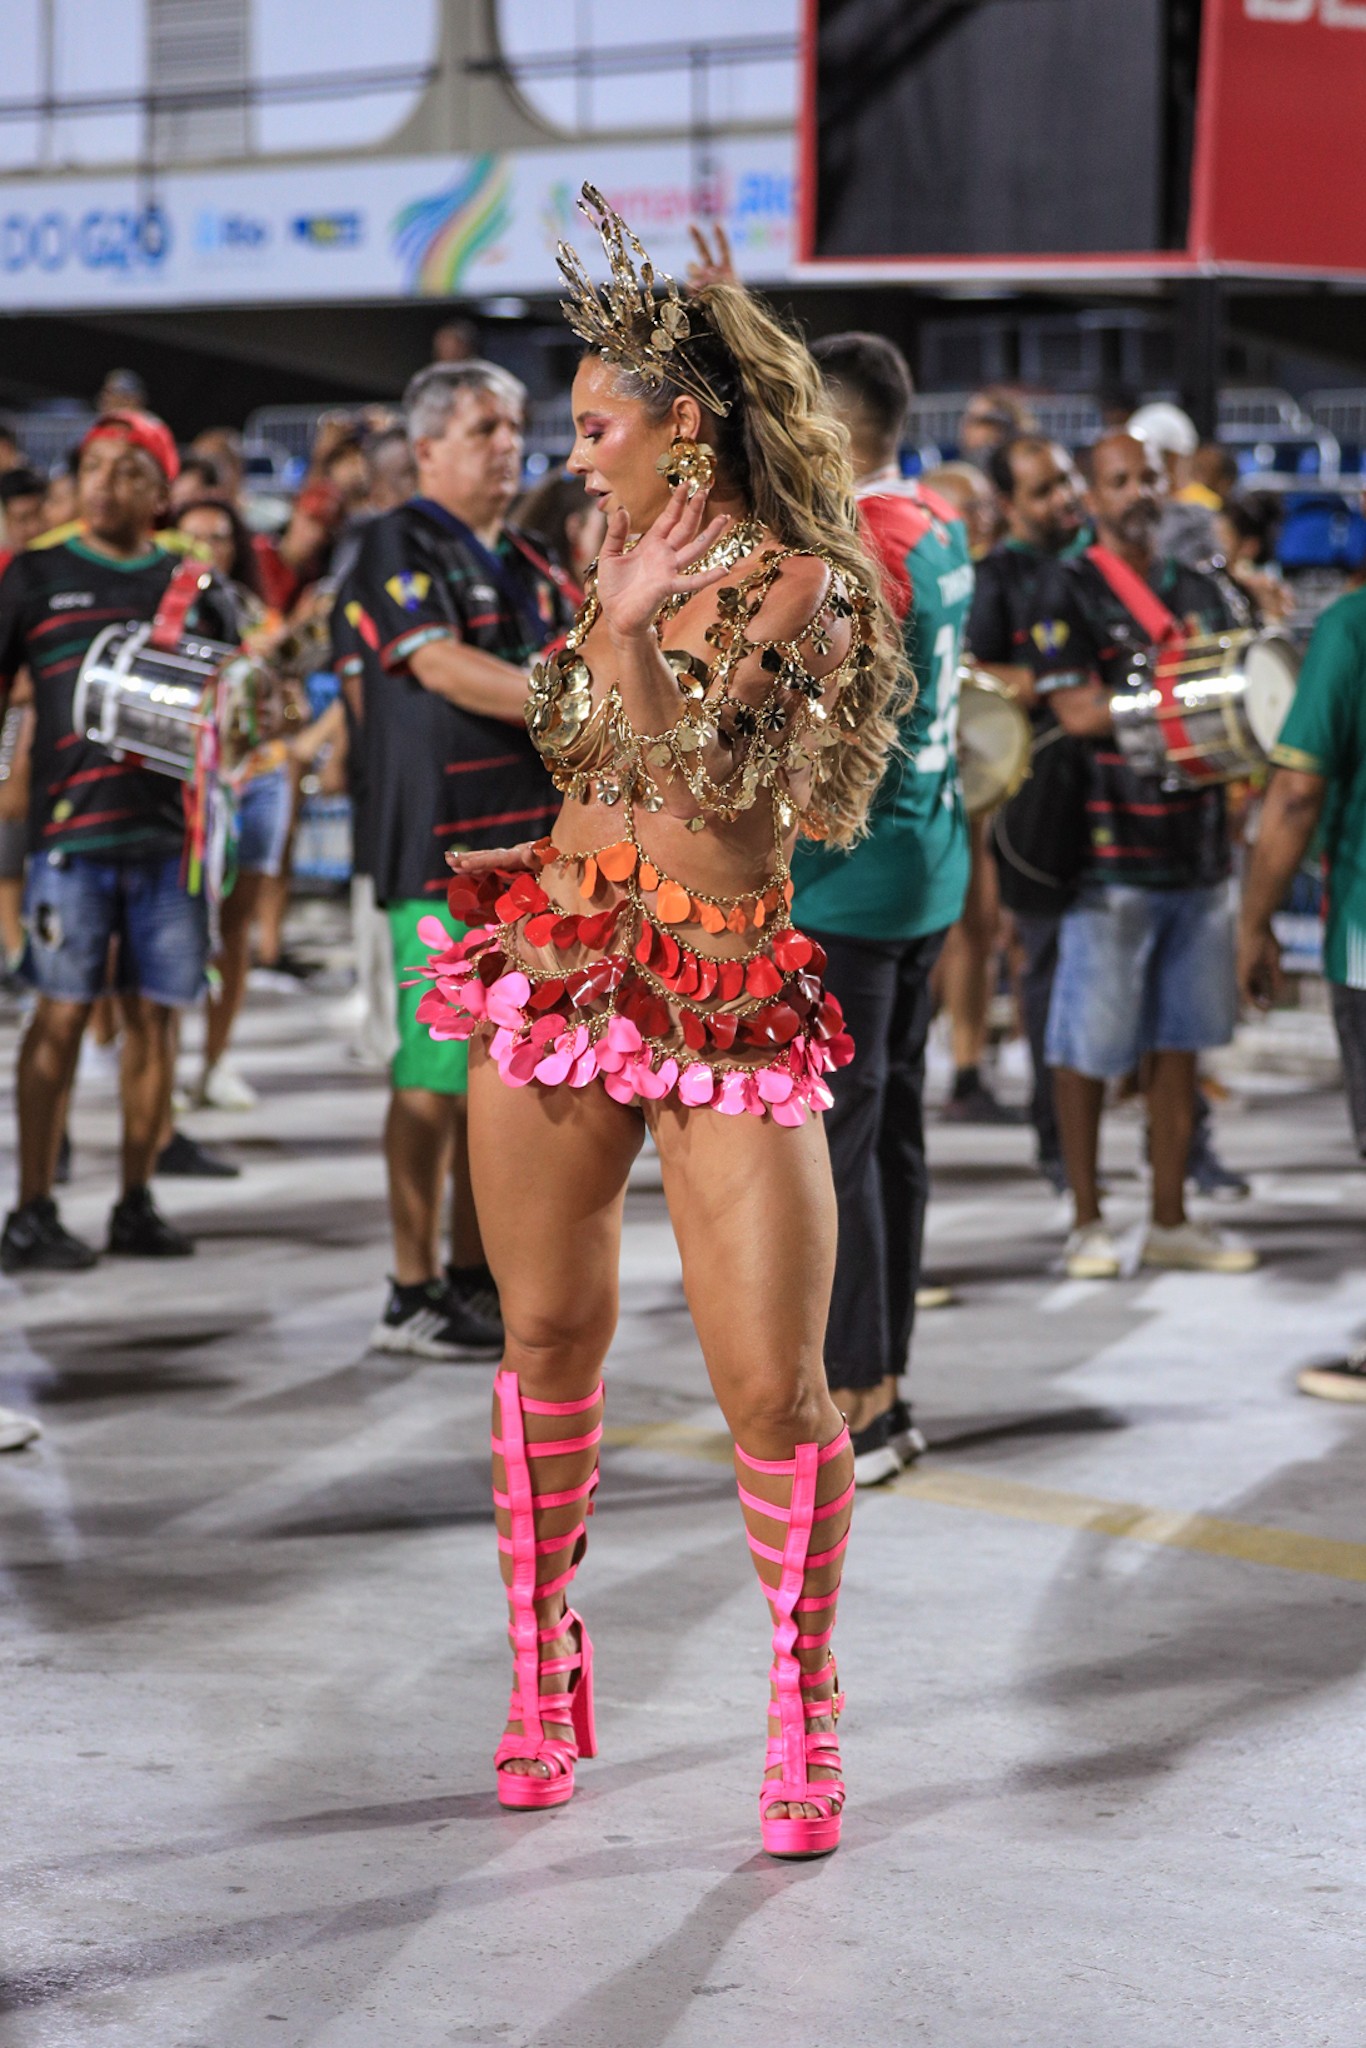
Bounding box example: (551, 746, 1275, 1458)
(169, 454, 222, 517)
(0, 469, 49, 554)
(958, 387, 1036, 465)
(190, 428, 245, 509)
(921, 461, 1001, 559)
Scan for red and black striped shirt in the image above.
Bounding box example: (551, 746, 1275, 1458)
(0, 538, 202, 860)
(341, 498, 572, 904)
(1028, 552, 1233, 890)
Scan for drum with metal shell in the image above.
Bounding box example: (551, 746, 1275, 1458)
(73, 623, 271, 781)
(1109, 629, 1300, 789)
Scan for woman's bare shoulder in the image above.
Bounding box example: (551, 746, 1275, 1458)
(745, 545, 855, 651)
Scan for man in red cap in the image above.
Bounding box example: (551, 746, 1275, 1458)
(0, 409, 232, 1269)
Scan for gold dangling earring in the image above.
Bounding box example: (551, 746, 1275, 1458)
(655, 436, 716, 499)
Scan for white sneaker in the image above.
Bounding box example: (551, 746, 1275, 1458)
(1141, 1221, 1257, 1273)
(0, 1406, 41, 1451)
(849, 1411, 902, 1487)
(1297, 1351, 1366, 1403)
(198, 1062, 258, 1111)
(1063, 1222, 1121, 1279)
(914, 1283, 955, 1311)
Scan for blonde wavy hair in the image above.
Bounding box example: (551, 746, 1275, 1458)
(605, 281, 910, 847)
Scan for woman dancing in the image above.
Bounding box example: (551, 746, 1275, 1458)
(418, 187, 906, 1858)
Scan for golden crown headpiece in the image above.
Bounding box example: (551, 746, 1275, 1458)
(556, 183, 732, 419)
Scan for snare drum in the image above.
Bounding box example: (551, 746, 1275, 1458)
(74, 623, 272, 781)
(957, 667, 1032, 817)
(1110, 629, 1300, 789)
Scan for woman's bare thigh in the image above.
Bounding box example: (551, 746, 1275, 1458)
(649, 1102, 839, 1451)
(468, 1048, 645, 1390)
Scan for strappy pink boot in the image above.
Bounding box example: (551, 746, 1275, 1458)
(490, 1368, 603, 1811)
(735, 1423, 855, 1859)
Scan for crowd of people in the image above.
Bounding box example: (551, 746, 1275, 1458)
(0, 191, 1364, 1856)
(0, 297, 1361, 1467)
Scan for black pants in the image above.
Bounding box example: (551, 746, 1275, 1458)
(1015, 911, 1061, 1166)
(811, 926, 948, 1395)
(1331, 983, 1366, 1158)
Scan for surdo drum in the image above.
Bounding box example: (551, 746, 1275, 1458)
(1109, 629, 1300, 790)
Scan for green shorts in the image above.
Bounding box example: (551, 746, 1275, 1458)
(387, 899, 469, 1095)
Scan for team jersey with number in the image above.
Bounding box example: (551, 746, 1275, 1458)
(791, 477, 973, 942)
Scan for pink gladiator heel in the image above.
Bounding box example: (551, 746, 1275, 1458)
(735, 1424, 855, 1859)
(491, 1369, 603, 1811)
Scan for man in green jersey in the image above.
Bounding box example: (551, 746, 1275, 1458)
(793, 333, 972, 1485)
(1240, 579, 1366, 1403)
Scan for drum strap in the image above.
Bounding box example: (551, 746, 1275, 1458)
(149, 561, 215, 651)
(1087, 545, 1229, 787)
(1084, 545, 1184, 653)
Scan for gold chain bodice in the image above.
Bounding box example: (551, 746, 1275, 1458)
(526, 522, 875, 847)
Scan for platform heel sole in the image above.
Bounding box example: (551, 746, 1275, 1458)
(760, 1812, 842, 1859)
(496, 1769, 578, 1812)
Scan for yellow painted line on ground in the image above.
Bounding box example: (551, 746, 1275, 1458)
(602, 1421, 1366, 1585)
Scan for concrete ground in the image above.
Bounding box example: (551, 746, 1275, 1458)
(2, 974, 1364, 2048)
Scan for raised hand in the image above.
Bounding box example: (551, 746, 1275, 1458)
(594, 484, 733, 642)
(687, 221, 738, 292)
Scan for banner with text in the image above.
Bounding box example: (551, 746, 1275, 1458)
(0, 140, 796, 311)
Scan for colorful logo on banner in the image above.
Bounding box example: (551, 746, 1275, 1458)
(391, 155, 512, 295)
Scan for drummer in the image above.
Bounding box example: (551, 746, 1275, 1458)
(1027, 431, 1254, 1281)
(0, 410, 234, 1271)
(792, 332, 972, 1486)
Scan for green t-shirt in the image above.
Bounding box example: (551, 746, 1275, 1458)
(1270, 584, 1366, 988)
(791, 486, 973, 941)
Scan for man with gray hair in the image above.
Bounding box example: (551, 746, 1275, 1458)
(341, 360, 573, 1358)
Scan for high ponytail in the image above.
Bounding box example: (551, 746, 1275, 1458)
(601, 282, 910, 847)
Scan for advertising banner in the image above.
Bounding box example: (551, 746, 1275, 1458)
(0, 138, 796, 311)
(1191, 0, 1366, 274)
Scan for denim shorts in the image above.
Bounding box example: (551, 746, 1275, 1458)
(22, 849, 209, 1008)
(236, 765, 293, 878)
(1045, 881, 1236, 1080)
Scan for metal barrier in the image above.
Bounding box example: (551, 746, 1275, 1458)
(1216, 387, 1312, 435)
(243, 405, 384, 467)
(1307, 389, 1366, 442)
(0, 408, 94, 475)
(245, 396, 576, 474)
(900, 387, 1344, 485)
(4, 386, 1360, 499)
